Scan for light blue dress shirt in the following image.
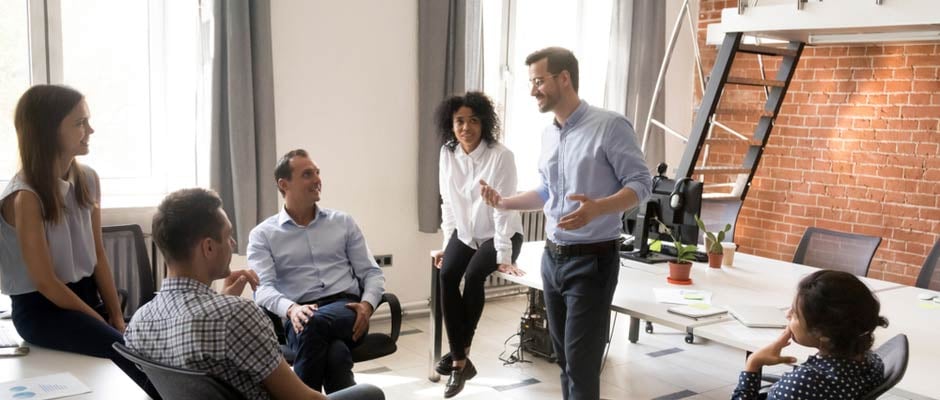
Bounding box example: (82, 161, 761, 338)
(535, 101, 652, 245)
(248, 207, 385, 317)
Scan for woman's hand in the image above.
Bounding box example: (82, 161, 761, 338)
(109, 313, 126, 334)
(497, 263, 525, 276)
(744, 327, 798, 372)
(432, 250, 444, 269)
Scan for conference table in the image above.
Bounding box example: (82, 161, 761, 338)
(0, 296, 149, 400)
(426, 241, 939, 399)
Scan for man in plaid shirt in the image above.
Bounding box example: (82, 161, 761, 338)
(125, 188, 383, 400)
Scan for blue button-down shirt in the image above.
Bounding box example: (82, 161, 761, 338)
(535, 101, 652, 245)
(247, 207, 385, 317)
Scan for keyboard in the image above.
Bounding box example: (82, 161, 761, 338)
(1, 324, 24, 348)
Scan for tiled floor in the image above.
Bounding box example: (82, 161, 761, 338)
(353, 294, 917, 400)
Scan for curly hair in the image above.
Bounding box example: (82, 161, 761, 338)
(795, 270, 889, 358)
(433, 91, 501, 152)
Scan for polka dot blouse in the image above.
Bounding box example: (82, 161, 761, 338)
(731, 352, 885, 399)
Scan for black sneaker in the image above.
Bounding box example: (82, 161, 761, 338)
(444, 358, 477, 398)
(435, 352, 454, 375)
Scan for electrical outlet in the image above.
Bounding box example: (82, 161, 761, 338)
(374, 254, 393, 267)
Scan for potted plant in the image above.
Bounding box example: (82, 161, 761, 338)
(694, 215, 732, 268)
(654, 219, 698, 285)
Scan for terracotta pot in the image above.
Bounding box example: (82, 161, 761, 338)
(668, 261, 693, 281)
(707, 252, 723, 268)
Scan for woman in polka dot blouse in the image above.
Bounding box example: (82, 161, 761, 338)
(732, 270, 889, 399)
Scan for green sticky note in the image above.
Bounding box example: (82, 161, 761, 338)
(690, 303, 710, 309)
(650, 240, 662, 252)
(683, 293, 704, 300)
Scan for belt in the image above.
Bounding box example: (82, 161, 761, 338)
(299, 292, 360, 306)
(545, 239, 620, 258)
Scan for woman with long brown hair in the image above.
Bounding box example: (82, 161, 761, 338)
(0, 85, 158, 398)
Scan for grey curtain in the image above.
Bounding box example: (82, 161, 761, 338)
(609, 0, 666, 170)
(417, 0, 467, 233)
(207, 0, 277, 253)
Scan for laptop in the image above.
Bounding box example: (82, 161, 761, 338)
(727, 305, 788, 328)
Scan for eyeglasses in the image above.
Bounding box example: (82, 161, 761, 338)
(529, 74, 558, 88)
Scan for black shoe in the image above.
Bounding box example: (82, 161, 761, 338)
(444, 359, 476, 398)
(435, 352, 454, 375)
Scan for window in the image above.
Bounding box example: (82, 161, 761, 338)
(481, 0, 614, 190)
(0, 0, 204, 208)
(0, 0, 31, 183)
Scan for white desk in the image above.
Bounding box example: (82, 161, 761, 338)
(0, 320, 149, 399)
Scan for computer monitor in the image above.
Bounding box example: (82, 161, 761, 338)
(622, 169, 703, 264)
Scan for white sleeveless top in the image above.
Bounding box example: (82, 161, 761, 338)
(0, 165, 99, 295)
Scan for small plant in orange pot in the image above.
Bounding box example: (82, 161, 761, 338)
(694, 215, 732, 268)
(654, 219, 698, 285)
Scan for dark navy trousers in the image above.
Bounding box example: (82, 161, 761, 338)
(11, 276, 161, 400)
(286, 294, 363, 394)
(541, 244, 620, 400)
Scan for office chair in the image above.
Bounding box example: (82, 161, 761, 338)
(793, 227, 882, 277)
(862, 334, 910, 400)
(113, 343, 247, 400)
(760, 334, 909, 399)
(264, 293, 402, 364)
(915, 240, 940, 290)
(102, 224, 156, 319)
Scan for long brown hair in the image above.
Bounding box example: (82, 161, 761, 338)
(13, 85, 94, 223)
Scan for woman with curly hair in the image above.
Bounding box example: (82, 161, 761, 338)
(732, 269, 890, 399)
(431, 92, 524, 398)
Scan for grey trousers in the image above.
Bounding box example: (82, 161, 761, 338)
(327, 383, 385, 400)
(541, 245, 620, 400)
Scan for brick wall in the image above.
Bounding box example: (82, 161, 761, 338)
(696, 0, 940, 285)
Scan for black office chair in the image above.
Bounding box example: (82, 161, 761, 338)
(793, 227, 882, 277)
(102, 224, 156, 319)
(113, 342, 247, 400)
(264, 293, 402, 364)
(761, 334, 909, 399)
(915, 240, 940, 290)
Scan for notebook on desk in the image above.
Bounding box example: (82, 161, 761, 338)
(727, 305, 788, 328)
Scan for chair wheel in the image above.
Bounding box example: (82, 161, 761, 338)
(685, 334, 694, 344)
(645, 321, 654, 334)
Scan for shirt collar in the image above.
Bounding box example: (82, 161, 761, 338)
(553, 100, 588, 130)
(455, 142, 487, 162)
(277, 206, 326, 227)
(159, 276, 215, 295)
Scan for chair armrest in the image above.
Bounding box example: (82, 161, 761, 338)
(378, 293, 402, 343)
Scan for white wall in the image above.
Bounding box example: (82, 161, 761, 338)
(664, 0, 697, 175)
(270, 0, 439, 307)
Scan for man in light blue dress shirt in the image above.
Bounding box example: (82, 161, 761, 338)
(481, 47, 651, 400)
(248, 149, 385, 394)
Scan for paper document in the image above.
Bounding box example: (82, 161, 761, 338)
(0, 373, 91, 400)
(653, 288, 712, 305)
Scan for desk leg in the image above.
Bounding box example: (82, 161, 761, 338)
(428, 260, 442, 382)
(628, 316, 640, 343)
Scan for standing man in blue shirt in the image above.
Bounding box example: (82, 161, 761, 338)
(481, 47, 651, 400)
(248, 149, 386, 394)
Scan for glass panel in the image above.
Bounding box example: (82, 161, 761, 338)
(59, 0, 153, 180)
(0, 0, 31, 182)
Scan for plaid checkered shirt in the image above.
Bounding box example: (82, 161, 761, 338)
(126, 277, 281, 400)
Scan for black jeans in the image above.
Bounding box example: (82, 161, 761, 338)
(541, 243, 620, 400)
(439, 232, 523, 360)
(11, 276, 161, 400)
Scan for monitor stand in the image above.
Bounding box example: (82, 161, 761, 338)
(621, 200, 672, 264)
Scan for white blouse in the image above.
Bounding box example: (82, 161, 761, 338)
(439, 142, 523, 265)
